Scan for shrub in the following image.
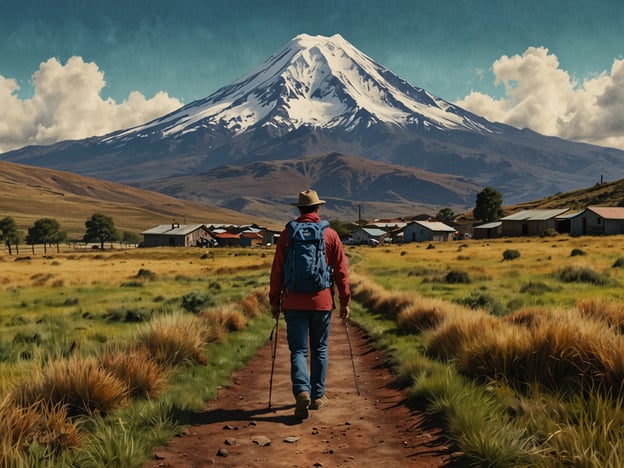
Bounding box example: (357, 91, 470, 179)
(181, 291, 215, 313)
(541, 228, 559, 237)
(556, 266, 611, 285)
(456, 292, 506, 316)
(135, 268, 156, 281)
(570, 248, 587, 257)
(520, 281, 554, 295)
(502, 249, 521, 261)
(445, 270, 472, 284)
(612, 257, 624, 268)
(120, 280, 143, 288)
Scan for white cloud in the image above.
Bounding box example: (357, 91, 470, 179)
(456, 46, 624, 151)
(0, 56, 182, 153)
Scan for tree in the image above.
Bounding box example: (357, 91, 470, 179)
(121, 231, 141, 247)
(329, 219, 350, 239)
(26, 218, 65, 253)
(0, 216, 21, 255)
(84, 213, 118, 249)
(473, 187, 504, 223)
(436, 208, 455, 223)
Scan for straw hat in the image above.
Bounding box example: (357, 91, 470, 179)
(291, 189, 326, 207)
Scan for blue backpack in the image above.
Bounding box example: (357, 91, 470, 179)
(283, 220, 332, 293)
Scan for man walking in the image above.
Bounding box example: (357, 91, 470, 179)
(270, 189, 351, 420)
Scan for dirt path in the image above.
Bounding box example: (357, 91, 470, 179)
(147, 315, 463, 467)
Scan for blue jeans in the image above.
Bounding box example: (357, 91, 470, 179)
(283, 310, 332, 400)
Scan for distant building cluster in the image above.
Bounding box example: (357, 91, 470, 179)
(140, 206, 624, 249)
(141, 222, 270, 248)
(472, 206, 624, 239)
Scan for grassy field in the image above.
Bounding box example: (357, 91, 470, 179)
(348, 234, 624, 467)
(0, 246, 276, 466)
(348, 235, 624, 313)
(3, 235, 624, 466)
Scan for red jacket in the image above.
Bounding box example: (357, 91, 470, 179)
(270, 213, 350, 311)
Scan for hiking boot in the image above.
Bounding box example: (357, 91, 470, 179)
(310, 395, 329, 410)
(294, 391, 311, 419)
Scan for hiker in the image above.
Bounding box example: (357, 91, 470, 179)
(269, 189, 351, 420)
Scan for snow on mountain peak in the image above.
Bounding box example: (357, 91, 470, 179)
(113, 34, 491, 141)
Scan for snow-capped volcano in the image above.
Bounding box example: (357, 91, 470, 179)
(3, 33, 624, 214)
(111, 33, 492, 142)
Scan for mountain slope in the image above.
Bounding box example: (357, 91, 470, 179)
(137, 152, 482, 219)
(2, 33, 624, 211)
(0, 161, 271, 239)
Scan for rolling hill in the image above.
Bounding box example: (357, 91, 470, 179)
(0, 160, 275, 240)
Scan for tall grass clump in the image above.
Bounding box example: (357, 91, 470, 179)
(9, 357, 128, 417)
(577, 297, 624, 333)
(137, 312, 217, 367)
(412, 364, 540, 466)
(99, 346, 168, 399)
(469, 309, 620, 395)
(73, 418, 151, 468)
(425, 311, 499, 360)
(238, 287, 269, 318)
(0, 398, 80, 464)
(349, 271, 415, 318)
(396, 297, 473, 335)
(201, 303, 248, 334)
(541, 387, 624, 467)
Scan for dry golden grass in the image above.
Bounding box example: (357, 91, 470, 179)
(137, 312, 216, 367)
(9, 356, 128, 417)
(238, 286, 270, 318)
(577, 297, 624, 333)
(0, 398, 80, 463)
(0, 159, 270, 239)
(397, 301, 447, 334)
(202, 304, 248, 333)
(99, 345, 168, 399)
(425, 311, 500, 360)
(502, 306, 559, 329)
(349, 271, 414, 318)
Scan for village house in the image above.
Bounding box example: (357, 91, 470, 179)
(472, 221, 502, 239)
(211, 230, 241, 247)
(141, 223, 214, 247)
(351, 227, 388, 245)
(402, 220, 456, 243)
(569, 206, 624, 236)
(500, 209, 569, 237)
(239, 230, 265, 247)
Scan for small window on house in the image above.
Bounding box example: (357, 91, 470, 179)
(597, 217, 602, 224)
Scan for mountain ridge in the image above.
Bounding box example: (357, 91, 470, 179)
(0, 160, 272, 239)
(2, 33, 624, 214)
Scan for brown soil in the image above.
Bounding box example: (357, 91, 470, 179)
(146, 316, 464, 467)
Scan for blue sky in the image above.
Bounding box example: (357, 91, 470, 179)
(1, 0, 624, 151)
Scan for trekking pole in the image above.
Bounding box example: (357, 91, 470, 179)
(268, 313, 279, 409)
(344, 319, 361, 396)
